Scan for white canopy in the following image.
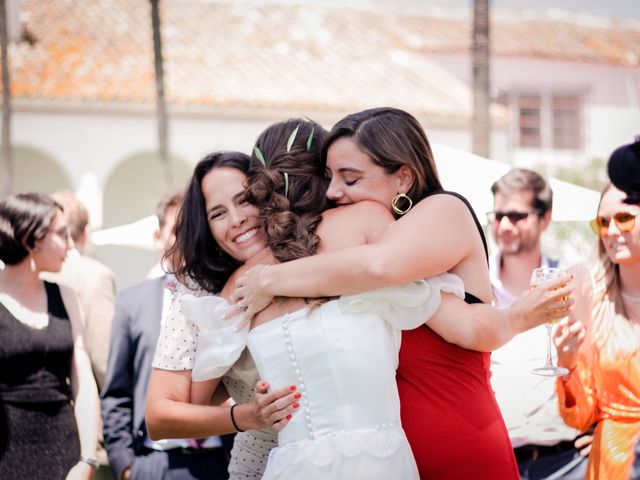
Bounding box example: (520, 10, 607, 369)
(432, 144, 600, 224)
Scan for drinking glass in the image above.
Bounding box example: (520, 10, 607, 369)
(530, 267, 569, 377)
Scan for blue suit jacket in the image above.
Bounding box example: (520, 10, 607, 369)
(101, 276, 166, 478)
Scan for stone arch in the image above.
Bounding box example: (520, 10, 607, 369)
(11, 145, 73, 193)
(102, 152, 192, 228)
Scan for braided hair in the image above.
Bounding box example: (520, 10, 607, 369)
(244, 119, 329, 263)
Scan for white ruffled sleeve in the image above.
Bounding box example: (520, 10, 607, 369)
(338, 273, 465, 330)
(152, 278, 208, 371)
(180, 295, 249, 382)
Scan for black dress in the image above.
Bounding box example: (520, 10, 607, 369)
(0, 281, 80, 479)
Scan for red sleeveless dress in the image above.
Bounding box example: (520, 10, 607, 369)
(396, 191, 518, 479)
(397, 325, 518, 479)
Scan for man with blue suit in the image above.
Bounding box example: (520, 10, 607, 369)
(101, 192, 232, 480)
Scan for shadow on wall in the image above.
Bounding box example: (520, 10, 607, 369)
(11, 145, 72, 194)
(102, 151, 192, 228)
(99, 152, 191, 288)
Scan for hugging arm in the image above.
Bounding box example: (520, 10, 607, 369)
(237, 195, 477, 304)
(146, 369, 301, 438)
(234, 196, 573, 351)
(430, 282, 572, 352)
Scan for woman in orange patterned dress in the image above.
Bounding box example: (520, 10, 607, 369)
(555, 171, 640, 479)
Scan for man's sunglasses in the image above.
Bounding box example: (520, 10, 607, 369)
(590, 211, 637, 236)
(486, 210, 541, 224)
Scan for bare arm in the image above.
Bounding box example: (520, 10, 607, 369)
(431, 279, 573, 351)
(61, 285, 99, 480)
(234, 196, 574, 351)
(248, 195, 482, 298)
(190, 378, 220, 406)
(146, 369, 300, 438)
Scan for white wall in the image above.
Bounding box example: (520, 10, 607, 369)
(427, 53, 640, 165)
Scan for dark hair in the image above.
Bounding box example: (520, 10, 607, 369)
(164, 151, 251, 293)
(607, 137, 640, 205)
(245, 119, 329, 263)
(0, 193, 62, 265)
(156, 190, 185, 229)
(321, 107, 442, 211)
(50, 190, 88, 242)
(491, 168, 553, 216)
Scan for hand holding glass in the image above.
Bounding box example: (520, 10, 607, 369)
(530, 267, 570, 377)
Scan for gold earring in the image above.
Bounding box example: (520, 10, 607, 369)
(391, 193, 413, 216)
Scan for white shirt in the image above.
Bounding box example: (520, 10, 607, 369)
(489, 253, 578, 447)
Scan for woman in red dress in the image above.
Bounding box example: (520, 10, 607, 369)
(232, 107, 571, 478)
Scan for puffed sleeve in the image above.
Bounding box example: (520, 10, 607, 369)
(180, 295, 249, 382)
(338, 273, 465, 330)
(152, 278, 206, 371)
(556, 351, 599, 431)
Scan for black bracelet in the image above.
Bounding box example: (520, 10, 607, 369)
(79, 455, 100, 468)
(230, 404, 244, 432)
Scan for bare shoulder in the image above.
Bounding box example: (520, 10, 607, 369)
(322, 201, 390, 223)
(406, 192, 479, 229)
(414, 192, 472, 214)
(320, 201, 393, 247)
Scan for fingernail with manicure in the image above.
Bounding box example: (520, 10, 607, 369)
(293, 403, 299, 409)
(289, 385, 297, 391)
(294, 393, 301, 399)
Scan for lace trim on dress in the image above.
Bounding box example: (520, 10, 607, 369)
(264, 426, 407, 477)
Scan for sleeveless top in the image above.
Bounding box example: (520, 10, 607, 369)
(0, 282, 74, 404)
(395, 190, 519, 479)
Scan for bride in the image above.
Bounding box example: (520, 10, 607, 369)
(182, 118, 570, 479)
(183, 119, 462, 479)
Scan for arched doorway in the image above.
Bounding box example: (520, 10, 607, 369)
(98, 152, 192, 288)
(11, 146, 72, 193)
(102, 152, 192, 228)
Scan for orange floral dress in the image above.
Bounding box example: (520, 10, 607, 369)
(556, 317, 640, 479)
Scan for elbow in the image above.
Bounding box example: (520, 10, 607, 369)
(145, 402, 166, 440)
(145, 412, 160, 440)
(451, 322, 499, 353)
(365, 255, 391, 285)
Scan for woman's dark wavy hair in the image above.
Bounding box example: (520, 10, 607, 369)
(164, 151, 251, 293)
(320, 107, 443, 215)
(0, 193, 62, 265)
(244, 119, 329, 263)
(608, 136, 640, 205)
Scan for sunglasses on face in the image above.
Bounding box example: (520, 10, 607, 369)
(486, 210, 540, 224)
(590, 211, 637, 236)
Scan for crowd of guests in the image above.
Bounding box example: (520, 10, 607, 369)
(0, 107, 638, 479)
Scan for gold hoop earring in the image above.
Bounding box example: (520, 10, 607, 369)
(391, 193, 413, 216)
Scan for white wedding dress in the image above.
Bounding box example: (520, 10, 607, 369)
(181, 274, 464, 480)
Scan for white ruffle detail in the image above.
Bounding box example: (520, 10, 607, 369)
(264, 427, 407, 478)
(338, 273, 465, 330)
(180, 295, 248, 381)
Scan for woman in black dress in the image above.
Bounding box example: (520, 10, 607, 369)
(0, 193, 99, 480)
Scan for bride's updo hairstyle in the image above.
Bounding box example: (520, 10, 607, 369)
(244, 119, 329, 263)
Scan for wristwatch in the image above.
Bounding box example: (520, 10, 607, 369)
(80, 455, 100, 468)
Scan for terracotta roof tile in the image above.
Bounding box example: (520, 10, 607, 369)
(8, 1, 639, 117)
